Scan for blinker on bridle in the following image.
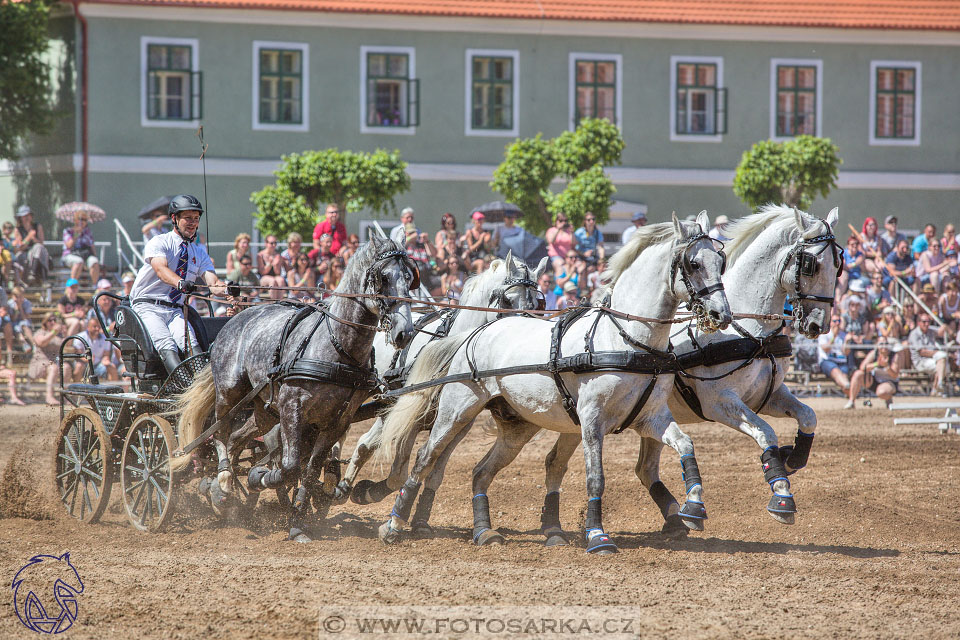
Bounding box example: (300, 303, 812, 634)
(781, 220, 843, 322)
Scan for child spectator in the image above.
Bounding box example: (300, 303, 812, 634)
(87, 279, 118, 333)
(57, 278, 87, 335)
(1, 221, 16, 287)
(440, 256, 465, 301)
(846, 337, 900, 409)
(71, 316, 119, 382)
(6, 286, 34, 357)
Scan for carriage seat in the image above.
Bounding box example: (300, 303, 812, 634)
(113, 303, 219, 380)
(65, 383, 125, 395)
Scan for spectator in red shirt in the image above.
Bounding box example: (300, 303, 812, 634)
(313, 204, 346, 255)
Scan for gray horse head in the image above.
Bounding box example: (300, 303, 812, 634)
(489, 250, 550, 312)
(354, 235, 417, 349)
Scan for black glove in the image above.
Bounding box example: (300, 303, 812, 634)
(225, 280, 241, 297)
(177, 279, 197, 294)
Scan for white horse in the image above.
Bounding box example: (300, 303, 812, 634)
(520, 205, 840, 541)
(335, 252, 548, 504)
(375, 212, 732, 554)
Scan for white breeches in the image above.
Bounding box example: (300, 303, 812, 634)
(133, 302, 199, 354)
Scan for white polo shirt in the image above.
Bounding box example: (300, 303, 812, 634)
(130, 230, 215, 301)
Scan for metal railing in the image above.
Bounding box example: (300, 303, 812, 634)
(114, 218, 144, 274)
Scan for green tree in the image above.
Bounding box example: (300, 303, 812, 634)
(490, 118, 624, 235)
(733, 135, 842, 211)
(251, 148, 410, 239)
(0, 0, 57, 161)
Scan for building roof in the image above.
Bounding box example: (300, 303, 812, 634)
(79, 0, 960, 31)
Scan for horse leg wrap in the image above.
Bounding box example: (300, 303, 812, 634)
(410, 488, 436, 538)
(292, 486, 309, 511)
(761, 447, 790, 490)
(649, 482, 687, 539)
(246, 466, 281, 492)
(390, 478, 421, 525)
(680, 455, 702, 494)
(678, 456, 707, 528)
(782, 431, 815, 474)
(351, 479, 394, 505)
(472, 494, 504, 546)
(540, 491, 568, 546)
(584, 498, 618, 554)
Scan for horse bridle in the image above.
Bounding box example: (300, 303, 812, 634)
(364, 249, 420, 331)
(670, 231, 727, 326)
(779, 219, 843, 324)
(490, 271, 543, 317)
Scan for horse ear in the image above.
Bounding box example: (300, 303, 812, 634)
(793, 206, 806, 232)
(671, 211, 683, 238)
(696, 210, 710, 234)
(505, 249, 516, 273)
(533, 256, 549, 280)
(825, 207, 839, 229)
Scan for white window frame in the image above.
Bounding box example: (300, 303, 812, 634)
(670, 55, 724, 143)
(252, 41, 309, 132)
(360, 45, 416, 135)
(140, 36, 199, 129)
(869, 60, 921, 147)
(769, 58, 823, 141)
(568, 52, 623, 131)
(465, 48, 519, 137)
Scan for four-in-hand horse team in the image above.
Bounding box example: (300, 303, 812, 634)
(54, 197, 843, 554)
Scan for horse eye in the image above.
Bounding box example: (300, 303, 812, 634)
(689, 261, 700, 270)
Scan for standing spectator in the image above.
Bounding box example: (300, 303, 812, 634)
(339, 234, 361, 262)
(434, 213, 464, 264)
(13, 205, 50, 284)
(621, 211, 647, 245)
(846, 338, 900, 409)
(57, 278, 87, 335)
(574, 212, 605, 263)
(257, 234, 286, 300)
(281, 232, 304, 266)
(537, 270, 558, 310)
(860, 217, 889, 277)
(461, 212, 491, 274)
(30, 312, 72, 405)
(912, 223, 937, 258)
(390, 207, 417, 246)
(708, 215, 731, 242)
(285, 252, 315, 299)
(818, 314, 853, 394)
(61, 212, 101, 285)
(227, 254, 260, 299)
(545, 213, 575, 276)
(71, 316, 119, 382)
(440, 256, 466, 300)
(492, 209, 523, 258)
(225, 232, 252, 274)
(909, 313, 950, 396)
(121, 271, 136, 297)
(917, 239, 951, 293)
(141, 208, 170, 243)
(884, 239, 916, 292)
(313, 204, 346, 255)
(880, 215, 906, 253)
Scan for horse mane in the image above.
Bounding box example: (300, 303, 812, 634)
(459, 258, 507, 304)
(723, 204, 819, 268)
(603, 221, 686, 286)
(335, 237, 404, 293)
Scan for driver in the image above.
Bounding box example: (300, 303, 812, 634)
(128, 194, 232, 374)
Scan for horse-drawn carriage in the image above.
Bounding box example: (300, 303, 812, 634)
(52, 291, 263, 531)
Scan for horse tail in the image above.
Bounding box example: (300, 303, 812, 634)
(169, 363, 216, 473)
(374, 333, 470, 465)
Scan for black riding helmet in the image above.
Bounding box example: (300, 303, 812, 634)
(168, 194, 204, 241)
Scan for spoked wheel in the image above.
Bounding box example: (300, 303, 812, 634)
(120, 414, 178, 532)
(53, 407, 113, 523)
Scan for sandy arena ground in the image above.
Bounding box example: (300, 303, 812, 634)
(0, 398, 958, 639)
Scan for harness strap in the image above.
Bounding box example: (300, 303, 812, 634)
(612, 374, 658, 434)
(550, 306, 591, 425)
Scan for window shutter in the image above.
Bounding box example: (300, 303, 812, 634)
(367, 78, 378, 126)
(715, 87, 727, 135)
(147, 71, 159, 119)
(407, 78, 420, 127)
(191, 71, 203, 120)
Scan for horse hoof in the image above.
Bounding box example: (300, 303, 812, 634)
(543, 526, 569, 547)
(351, 479, 376, 505)
(333, 480, 352, 504)
(768, 511, 796, 525)
(586, 533, 619, 555)
(289, 528, 312, 543)
(766, 494, 797, 525)
(474, 529, 505, 547)
(411, 520, 434, 539)
(661, 515, 690, 539)
(679, 500, 707, 531)
(379, 521, 402, 545)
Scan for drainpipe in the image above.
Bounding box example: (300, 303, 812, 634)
(71, 0, 88, 201)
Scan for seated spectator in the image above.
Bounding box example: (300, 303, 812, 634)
(884, 239, 916, 293)
(57, 278, 87, 335)
(227, 254, 260, 298)
(860, 217, 890, 276)
(339, 234, 361, 262)
(121, 271, 136, 297)
(908, 313, 951, 396)
(846, 337, 900, 409)
(877, 305, 906, 341)
(322, 257, 346, 293)
(435, 213, 464, 265)
(440, 256, 465, 301)
(390, 207, 418, 246)
(555, 251, 586, 297)
(461, 212, 491, 274)
(404, 231, 439, 295)
(71, 316, 119, 382)
(313, 204, 346, 256)
(0, 290, 14, 367)
(30, 312, 72, 405)
(1, 221, 16, 287)
(537, 270, 558, 310)
(309, 233, 336, 265)
(557, 280, 580, 310)
(257, 234, 286, 300)
(864, 272, 892, 320)
(840, 235, 866, 293)
(708, 215, 731, 242)
(574, 212, 605, 264)
(586, 259, 607, 293)
(492, 209, 523, 258)
(285, 252, 315, 299)
(13, 205, 50, 284)
(880, 215, 906, 253)
(281, 232, 303, 267)
(841, 295, 874, 357)
(0, 361, 24, 405)
(6, 286, 34, 357)
(818, 314, 852, 394)
(942, 224, 960, 260)
(141, 208, 170, 243)
(87, 279, 118, 333)
(919, 283, 942, 322)
(912, 223, 936, 258)
(546, 213, 575, 276)
(225, 232, 252, 274)
(917, 239, 951, 293)
(62, 212, 100, 285)
(939, 280, 960, 335)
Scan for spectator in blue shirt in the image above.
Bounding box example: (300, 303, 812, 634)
(884, 238, 916, 292)
(574, 213, 605, 264)
(912, 223, 936, 258)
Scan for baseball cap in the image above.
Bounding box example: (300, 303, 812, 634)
(471, 211, 485, 221)
(121, 271, 136, 283)
(715, 215, 729, 225)
(884, 215, 898, 224)
(65, 278, 79, 287)
(631, 211, 647, 222)
(15, 205, 32, 217)
(96, 278, 112, 290)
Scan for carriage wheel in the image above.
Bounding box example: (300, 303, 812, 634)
(53, 407, 113, 523)
(120, 414, 178, 532)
